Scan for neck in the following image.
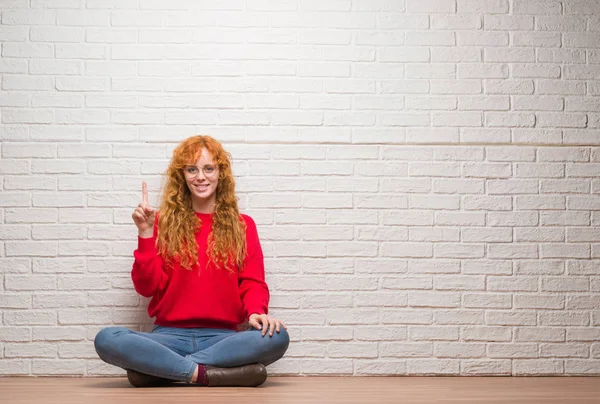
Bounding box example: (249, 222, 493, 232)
(192, 197, 216, 214)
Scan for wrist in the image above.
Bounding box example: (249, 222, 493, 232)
(138, 229, 153, 238)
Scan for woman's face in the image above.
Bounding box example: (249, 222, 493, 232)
(183, 147, 219, 212)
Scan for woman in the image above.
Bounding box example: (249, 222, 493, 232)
(94, 135, 289, 387)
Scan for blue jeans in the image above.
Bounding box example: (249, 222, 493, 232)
(94, 325, 290, 382)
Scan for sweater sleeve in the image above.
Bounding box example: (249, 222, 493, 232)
(131, 222, 169, 298)
(238, 215, 270, 319)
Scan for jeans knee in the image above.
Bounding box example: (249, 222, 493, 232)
(257, 327, 290, 366)
(270, 327, 290, 358)
(94, 326, 127, 359)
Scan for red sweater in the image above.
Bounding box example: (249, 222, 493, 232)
(131, 212, 269, 331)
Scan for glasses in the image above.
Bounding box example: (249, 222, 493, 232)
(183, 164, 219, 179)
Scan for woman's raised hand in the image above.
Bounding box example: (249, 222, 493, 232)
(132, 181, 156, 238)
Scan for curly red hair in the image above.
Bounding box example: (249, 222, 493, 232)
(156, 135, 246, 272)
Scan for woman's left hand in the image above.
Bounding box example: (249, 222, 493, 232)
(249, 313, 288, 337)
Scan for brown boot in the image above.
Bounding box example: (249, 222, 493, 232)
(205, 363, 267, 387)
(126, 369, 174, 388)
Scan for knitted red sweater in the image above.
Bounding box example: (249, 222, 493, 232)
(131, 212, 269, 331)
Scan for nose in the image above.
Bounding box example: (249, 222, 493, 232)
(193, 170, 208, 181)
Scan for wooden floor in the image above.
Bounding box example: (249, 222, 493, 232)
(3, 376, 600, 404)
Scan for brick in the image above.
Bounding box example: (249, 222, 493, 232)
(5, 343, 56, 358)
(540, 243, 590, 259)
(408, 292, 460, 308)
(540, 312, 589, 326)
(541, 212, 590, 226)
(435, 244, 485, 258)
(0, 360, 29, 375)
(407, 260, 459, 274)
(432, 179, 484, 194)
(542, 277, 589, 292)
(330, 292, 372, 307)
(564, 66, 600, 80)
(4, 310, 56, 326)
(515, 360, 564, 375)
(568, 196, 600, 210)
(434, 310, 483, 325)
(513, 32, 561, 47)
(0, 259, 31, 274)
(435, 212, 486, 226)
(409, 227, 459, 242)
(514, 294, 565, 309)
(327, 309, 378, 325)
(3, 43, 53, 58)
(513, 0, 561, 14)
(488, 180, 538, 195)
(431, 14, 482, 30)
(512, 128, 563, 144)
(463, 293, 511, 309)
(382, 309, 432, 325)
(462, 260, 512, 275)
(30, 27, 84, 42)
(486, 311, 536, 326)
(485, 48, 534, 63)
(409, 163, 460, 177)
(516, 327, 565, 342)
(0, 293, 30, 309)
(568, 260, 600, 275)
(5, 242, 58, 257)
(564, 130, 600, 145)
(462, 360, 511, 375)
(302, 326, 353, 341)
(568, 328, 600, 342)
(410, 326, 459, 341)
(381, 243, 433, 258)
(463, 326, 512, 342)
(381, 342, 432, 357)
(565, 360, 600, 375)
(485, 15, 533, 30)
(430, 80, 481, 94)
(0, 327, 31, 342)
(567, 295, 600, 310)
(327, 210, 376, 225)
(327, 343, 378, 358)
(406, 0, 455, 13)
(407, 128, 458, 143)
(458, 63, 508, 79)
(355, 259, 407, 274)
(407, 359, 459, 375)
(485, 79, 533, 95)
(435, 342, 486, 358)
(486, 112, 535, 127)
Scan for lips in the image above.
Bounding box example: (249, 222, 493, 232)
(194, 184, 209, 192)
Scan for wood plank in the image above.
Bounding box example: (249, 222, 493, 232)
(2, 376, 600, 404)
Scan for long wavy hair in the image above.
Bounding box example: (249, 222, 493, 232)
(156, 135, 246, 272)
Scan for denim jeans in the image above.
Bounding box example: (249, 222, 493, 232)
(94, 325, 290, 382)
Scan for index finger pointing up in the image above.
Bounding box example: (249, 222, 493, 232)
(142, 181, 149, 205)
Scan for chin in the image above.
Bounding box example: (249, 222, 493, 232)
(193, 190, 216, 200)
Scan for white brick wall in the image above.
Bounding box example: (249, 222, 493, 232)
(1, 0, 600, 377)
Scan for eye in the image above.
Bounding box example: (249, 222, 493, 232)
(204, 165, 215, 173)
(185, 166, 198, 174)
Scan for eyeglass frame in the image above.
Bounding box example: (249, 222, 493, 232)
(182, 164, 219, 180)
